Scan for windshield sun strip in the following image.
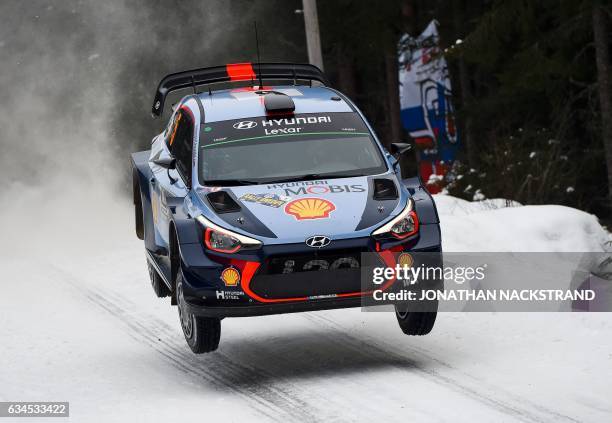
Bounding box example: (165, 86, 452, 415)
(200, 131, 370, 148)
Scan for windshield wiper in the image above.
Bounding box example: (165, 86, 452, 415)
(264, 174, 324, 184)
(265, 173, 365, 184)
(205, 172, 367, 186)
(203, 179, 262, 186)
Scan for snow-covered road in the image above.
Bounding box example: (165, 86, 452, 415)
(1, 193, 611, 422)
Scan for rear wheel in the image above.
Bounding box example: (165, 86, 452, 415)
(395, 302, 438, 335)
(176, 272, 221, 353)
(147, 261, 171, 298)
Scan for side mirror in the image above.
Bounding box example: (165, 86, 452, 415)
(153, 156, 176, 169)
(390, 142, 412, 159)
(153, 156, 178, 185)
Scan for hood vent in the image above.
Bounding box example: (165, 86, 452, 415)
(206, 191, 241, 214)
(373, 178, 398, 200)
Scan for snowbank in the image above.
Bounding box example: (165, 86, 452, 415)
(434, 195, 611, 252)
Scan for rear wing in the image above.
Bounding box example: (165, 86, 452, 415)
(151, 62, 329, 118)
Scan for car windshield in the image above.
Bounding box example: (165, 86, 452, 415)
(198, 112, 387, 185)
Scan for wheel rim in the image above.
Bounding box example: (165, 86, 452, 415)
(396, 309, 409, 319)
(177, 280, 193, 338)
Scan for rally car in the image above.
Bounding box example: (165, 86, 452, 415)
(131, 63, 442, 353)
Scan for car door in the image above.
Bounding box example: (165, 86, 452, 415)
(151, 107, 192, 245)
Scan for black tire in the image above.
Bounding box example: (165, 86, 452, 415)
(147, 261, 171, 298)
(133, 169, 144, 240)
(395, 302, 438, 336)
(176, 272, 221, 353)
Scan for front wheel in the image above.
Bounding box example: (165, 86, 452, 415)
(176, 272, 221, 353)
(395, 302, 438, 336)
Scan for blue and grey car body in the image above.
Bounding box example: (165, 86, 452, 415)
(132, 63, 441, 324)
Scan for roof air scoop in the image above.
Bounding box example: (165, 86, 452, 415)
(264, 92, 295, 115)
(373, 178, 398, 200)
(206, 191, 241, 214)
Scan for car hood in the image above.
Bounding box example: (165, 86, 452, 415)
(197, 176, 404, 242)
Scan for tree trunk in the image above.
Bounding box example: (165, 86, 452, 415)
(384, 35, 402, 147)
(453, 0, 477, 168)
(593, 3, 612, 200)
(302, 0, 324, 70)
(335, 44, 357, 101)
(458, 58, 476, 166)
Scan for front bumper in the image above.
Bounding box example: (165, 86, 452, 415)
(186, 296, 363, 317)
(179, 223, 441, 317)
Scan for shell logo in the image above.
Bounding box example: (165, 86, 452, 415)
(220, 267, 240, 286)
(397, 253, 414, 268)
(284, 198, 336, 220)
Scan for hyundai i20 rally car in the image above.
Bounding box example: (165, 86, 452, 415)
(131, 63, 442, 353)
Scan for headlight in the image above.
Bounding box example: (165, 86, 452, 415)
(371, 199, 419, 239)
(196, 215, 262, 253)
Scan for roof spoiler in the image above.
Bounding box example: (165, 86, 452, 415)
(151, 62, 329, 118)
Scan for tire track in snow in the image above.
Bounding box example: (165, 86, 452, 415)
(305, 312, 580, 423)
(50, 264, 328, 423)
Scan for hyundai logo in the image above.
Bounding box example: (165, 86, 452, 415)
(233, 120, 258, 130)
(305, 235, 331, 248)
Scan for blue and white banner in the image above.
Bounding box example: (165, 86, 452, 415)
(398, 20, 459, 192)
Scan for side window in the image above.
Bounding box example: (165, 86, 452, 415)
(165, 111, 182, 147)
(168, 109, 194, 187)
